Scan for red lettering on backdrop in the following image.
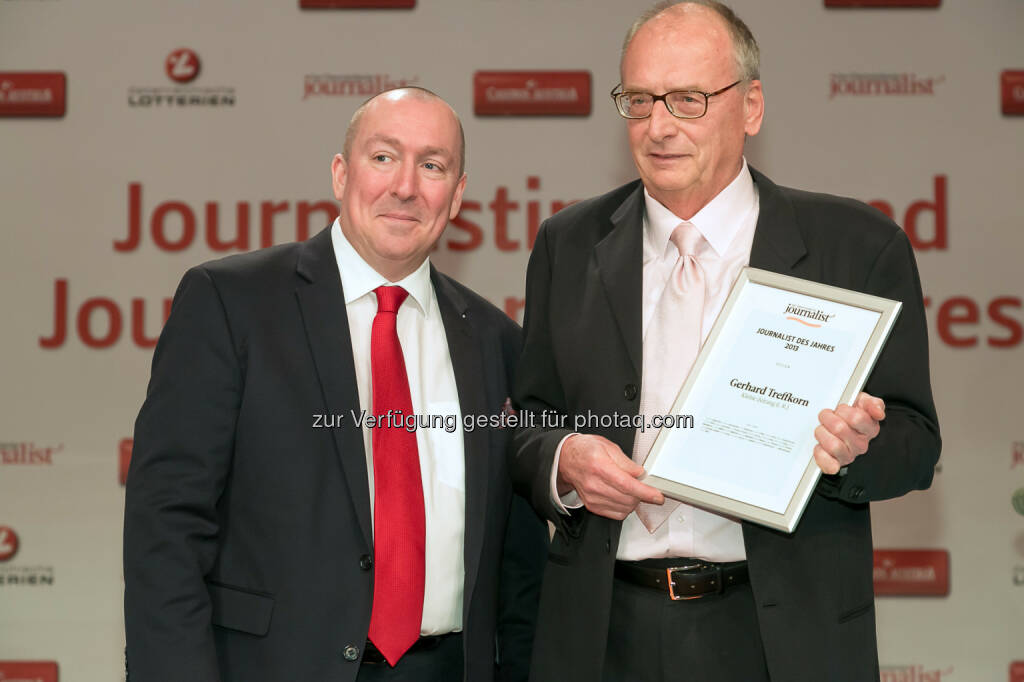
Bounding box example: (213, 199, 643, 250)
(869, 175, 947, 250)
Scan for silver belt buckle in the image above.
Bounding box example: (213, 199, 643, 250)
(665, 563, 704, 601)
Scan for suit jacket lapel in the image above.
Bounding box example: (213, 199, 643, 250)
(594, 182, 645, 377)
(748, 167, 807, 274)
(431, 267, 491, 615)
(294, 227, 373, 549)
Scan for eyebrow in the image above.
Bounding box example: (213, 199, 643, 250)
(365, 135, 454, 163)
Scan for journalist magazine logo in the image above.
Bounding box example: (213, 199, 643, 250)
(0, 72, 66, 117)
(303, 74, 418, 100)
(830, 73, 945, 99)
(473, 71, 591, 116)
(1, 442, 62, 465)
(825, 0, 940, 6)
(0, 661, 59, 682)
(128, 48, 234, 108)
(873, 549, 949, 596)
(119, 438, 133, 486)
(0, 527, 19, 562)
(1003, 71, 1024, 116)
(879, 665, 953, 681)
(299, 0, 415, 7)
(1011, 661, 1024, 682)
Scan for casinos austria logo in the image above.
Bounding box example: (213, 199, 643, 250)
(299, 0, 415, 7)
(0, 661, 59, 682)
(0, 72, 66, 117)
(1001, 71, 1024, 116)
(128, 48, 234, 108)
(880, 665, 953, 681)
(825, 0, 940, 6)
(873, 549, 949, 596)
(473, 71, 591, 116)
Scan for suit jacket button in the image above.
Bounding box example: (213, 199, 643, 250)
(359, 554, 373, 571)
(851, 486, 864, 499)
(343, 645, 360, 662)
(624, 383, 638, 401)
(605, 539, 611, 553)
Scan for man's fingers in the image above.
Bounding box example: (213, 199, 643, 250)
(835, 404, 880, 439)
(854, 391, 886, 421)
(814, 423, 854, 467)
(813, 444, 841, 475)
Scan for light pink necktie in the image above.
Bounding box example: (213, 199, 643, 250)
(634, 221, 706, 532)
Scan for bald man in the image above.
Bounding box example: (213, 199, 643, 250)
(124, 87, 546, 682)
(511, 3, 939, 681)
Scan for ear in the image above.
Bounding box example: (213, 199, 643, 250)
(331, 154, 348, 202)
(448, 173, 468, 221)
(742, 80, 765, 137)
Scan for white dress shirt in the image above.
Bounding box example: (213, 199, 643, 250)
(330, 219, 465, 634)
(553, 160, 760, 563)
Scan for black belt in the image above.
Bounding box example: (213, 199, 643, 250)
(615, 559, 749, 600)
(362, 633, 457, 665)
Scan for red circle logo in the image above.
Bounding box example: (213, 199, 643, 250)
(165, 48, 201, 84)
(0, 526, 19, 562)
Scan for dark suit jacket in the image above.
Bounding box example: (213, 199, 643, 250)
(124, 226, 547, 682)
(510, 168, 941, 682)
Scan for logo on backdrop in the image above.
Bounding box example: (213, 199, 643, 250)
(0, 442, 62, 465)
(0, 527, 19, 562)
(825, 0, 940, 7)
(299, 0, 415, 7)
(1013, 488, 1024, 517)
(829, 73, 945, 99)
(165, 48, 201, 84)
(879, 665, 953, 681)
(1013, 441, 1024, 468)
(473, 71, 591, 116)
(303, 74, 419, 99)
(1011, 661, 1024, 682)
(0, 661, 59, 682)
(0, 72, 66, 117)
(873, 549, 949, 596)
(1003, 71, 1024, 116)
(119, 438, 133, 486)
(0, 528, 56, 587)
(128, 49, 235, 108)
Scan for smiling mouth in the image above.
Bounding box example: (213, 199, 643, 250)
(380, 213, 420, 223)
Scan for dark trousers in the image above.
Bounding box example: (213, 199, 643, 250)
(602, 574, 770, 682)
(356, 634, 463, 682)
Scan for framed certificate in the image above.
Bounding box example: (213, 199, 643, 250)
(641, 267, 901, 533)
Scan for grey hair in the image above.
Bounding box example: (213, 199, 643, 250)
(621, 1, 761, 82)
(342, 86, 466, 176)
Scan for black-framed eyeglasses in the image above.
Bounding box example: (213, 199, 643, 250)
(610, 80, 743, 119)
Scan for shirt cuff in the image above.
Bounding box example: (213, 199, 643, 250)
(549, 433, 584, 514)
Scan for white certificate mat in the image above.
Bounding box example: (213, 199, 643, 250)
(642, 268, 901, 532)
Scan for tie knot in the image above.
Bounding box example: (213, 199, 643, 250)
(669, 221, 704, 258)
(374, 286, 409, 313)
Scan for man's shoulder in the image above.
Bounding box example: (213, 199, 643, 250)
(432, 269, 519, 336)
(540, 179, 643, 237)
(771, 179, 902, 247)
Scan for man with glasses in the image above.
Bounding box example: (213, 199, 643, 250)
(510, 2, 939, 681)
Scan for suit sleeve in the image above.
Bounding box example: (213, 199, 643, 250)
(123, 266, 241, 682)
(509, 222, 576, 531)
(495, 313, 548, 682)
(817, 228, 941, 503)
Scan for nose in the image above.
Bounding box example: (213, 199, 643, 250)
(390, 160, 418, 201)
(645, 99, 678, 142)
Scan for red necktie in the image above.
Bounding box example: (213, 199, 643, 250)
(367, 285, 425, 666)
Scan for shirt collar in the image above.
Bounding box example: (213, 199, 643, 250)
(643, 158, 756, 261)
(330, 218, 432, 315)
